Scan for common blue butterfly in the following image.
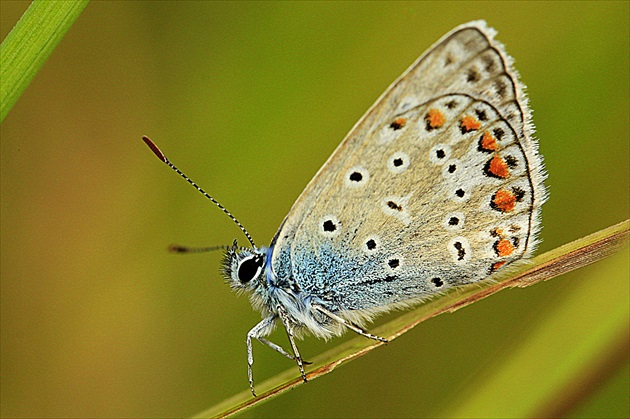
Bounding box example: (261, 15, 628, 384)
(144, 20, 545, 396)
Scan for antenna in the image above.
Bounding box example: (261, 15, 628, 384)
(168, 244, 229, 253)
(168, 239, 250, 254)
(142, 135, 256, 248)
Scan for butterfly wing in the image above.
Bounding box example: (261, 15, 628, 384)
(270, 21, 545, 314)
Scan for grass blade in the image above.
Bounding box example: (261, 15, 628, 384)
(0, 0, 89, 122)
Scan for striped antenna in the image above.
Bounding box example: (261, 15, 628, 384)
(142, 136, 256, 248)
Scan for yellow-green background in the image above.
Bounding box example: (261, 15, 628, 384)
(1, 1, 628, 417)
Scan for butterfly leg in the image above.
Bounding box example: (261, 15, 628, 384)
(255, 337, 313, 365)
(313, 304, 388, 343)
(247, 313, 312, 396)
(276, 304, 308, 385)
(246, 315, 279, 396)
(256, 337, 298, 360)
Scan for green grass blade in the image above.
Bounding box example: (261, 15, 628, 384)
(0, 0, 89, 122)
(444, 248, 629, 418)
(196, 220, 629, 418)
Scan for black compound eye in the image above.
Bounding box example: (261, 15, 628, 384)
(237, 256, 263, 283)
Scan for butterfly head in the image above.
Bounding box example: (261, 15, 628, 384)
(222, 242, 268, 291)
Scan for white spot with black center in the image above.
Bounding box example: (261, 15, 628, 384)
(450, 185, 471, 203)
(442, 212, 465, 231)
(448, 236, 472, 265)
(362, 235, 381, 253)
(429, 276, 445, 288)
(318, 215, 341, 238)
(387, 151, 410, 174)
(442, 158, 462, 179)
(385, 254, 403, 273)
(429, 143, 451, 165)
(344, 166, 370, 188)
(381, 194, 412, 226)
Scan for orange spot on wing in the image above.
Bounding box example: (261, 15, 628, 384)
(495, 239, 515, 257)
(390, 117, 407, 129)
(491, 188, 517, 212)
(486, 155, 510, 178)
(460, 115, 481, 132)
(425, 109, 445, 129)
(491, 261, 506, 272)
(479, 131, 499, 151)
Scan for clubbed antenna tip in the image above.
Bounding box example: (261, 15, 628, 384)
(142, 135, 168, 163)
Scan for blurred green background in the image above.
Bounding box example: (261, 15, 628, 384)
(1, 1, 628, 417)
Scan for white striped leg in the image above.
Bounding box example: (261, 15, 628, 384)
(246, 314, 313, 397)
(276, 304, 308, 384)
(246, 315, 278, 396)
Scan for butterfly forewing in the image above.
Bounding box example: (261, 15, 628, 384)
(270, 21, 544, 313)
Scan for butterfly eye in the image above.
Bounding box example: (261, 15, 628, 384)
(237, 255, 263, 284)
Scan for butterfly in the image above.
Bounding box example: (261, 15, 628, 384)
(144, 20, 545, 396)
